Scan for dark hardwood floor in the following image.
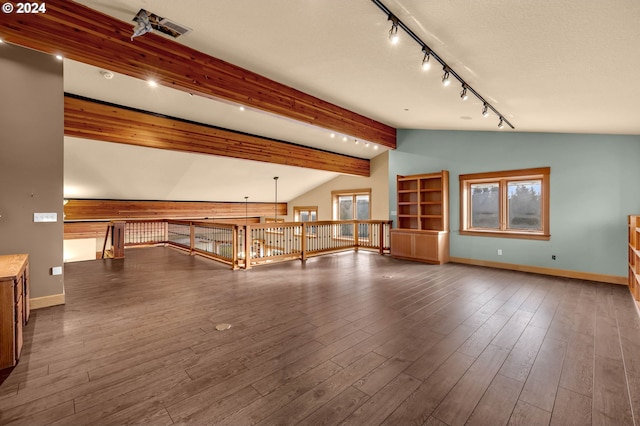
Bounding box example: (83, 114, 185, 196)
(1, 247, 639, 425)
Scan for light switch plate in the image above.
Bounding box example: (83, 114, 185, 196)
(51, 266, 63, 275)
(34, 212, 57, 222)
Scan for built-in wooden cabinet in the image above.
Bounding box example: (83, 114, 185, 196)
(629, 215, 640, 302)
(0, 254, 30, 370)
(391, 171, 450, 264)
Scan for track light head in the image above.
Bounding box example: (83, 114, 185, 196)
(421, 47, 431, 71)
(482, 103, 489, 118)
(388, 15, 400, 44)
(442, 70, 450, 87)
(498, 117, 505, 129)
(460, 86, 468, 101)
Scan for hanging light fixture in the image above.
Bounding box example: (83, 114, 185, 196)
(244, 196, 249, 225)
(273, 177, 279, 222)
(371, 0, 514, 129)
(388, 15, 400, 44)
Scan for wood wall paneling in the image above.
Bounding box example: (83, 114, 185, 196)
(63, 199, 287, 221)
(63, 222, 110, 240)
(64, 96, 370, 177)
(0, 0, 396, 149)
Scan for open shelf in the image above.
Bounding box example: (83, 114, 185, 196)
(392, 171, 449, 264)
(630, 216, 640, 303)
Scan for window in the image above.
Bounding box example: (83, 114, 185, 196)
(332, 189, 371, 238)
(294, 206, 318, 236)
(294, 206, 317, 222)
(332, 189, 370, 221)
(459, 167, 550, 240)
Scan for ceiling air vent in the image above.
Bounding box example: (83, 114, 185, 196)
(156, 17, 192, 38)
(132, 9, 192, 39)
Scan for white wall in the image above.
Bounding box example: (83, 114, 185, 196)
(286, 151, 389, 221)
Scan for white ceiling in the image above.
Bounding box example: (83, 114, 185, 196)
(64, 0, 640, 203)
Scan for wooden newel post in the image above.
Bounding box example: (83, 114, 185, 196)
(232, 225, 239, 270)
(301, 223, 307, 263)
(244, 225, 252, 270)
(354, 220, 359, 252)
(189, 222, 195, 255)
(112, 221, 126, 259)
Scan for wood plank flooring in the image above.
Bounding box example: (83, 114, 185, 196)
(1, 246, 640, 425)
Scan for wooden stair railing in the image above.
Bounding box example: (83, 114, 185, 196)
(101, 224, 111, 259)
(111, 221, 126, 259)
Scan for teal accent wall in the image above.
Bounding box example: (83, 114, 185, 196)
(389, 130, 640, 277)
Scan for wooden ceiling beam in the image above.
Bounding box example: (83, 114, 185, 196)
(65, 95, 370, 177)
(0, 0, 396, 149)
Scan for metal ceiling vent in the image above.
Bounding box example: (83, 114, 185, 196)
(132, 9, 192, 40)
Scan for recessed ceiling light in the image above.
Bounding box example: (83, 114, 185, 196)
(147, 80, 158, 88)
(373, 145, 379, 150)
(330, 133, 335, 139)
(100, 70, 114, 80)
(239, 106, 245, 111)
(342, 136, 347, 142)
(0, 39, 4, 44)
(55, 54, 63, 61)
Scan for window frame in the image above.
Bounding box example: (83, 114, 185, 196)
(331, 188, 371, 221)
(293, 206, 318, 223)
(459, 167, 550, 240)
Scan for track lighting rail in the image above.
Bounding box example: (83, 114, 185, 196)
(371, 0, 514, 129)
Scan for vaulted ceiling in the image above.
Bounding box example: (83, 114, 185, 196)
(3, 0, 639, 202)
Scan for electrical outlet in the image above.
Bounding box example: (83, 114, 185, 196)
(552, 255, 556, 260)
(497, 249, 502, 256)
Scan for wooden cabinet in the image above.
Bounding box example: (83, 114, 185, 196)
(391, 171, 450, 264)
(629, 215, 640, 302)
(0, 254, 30, 370)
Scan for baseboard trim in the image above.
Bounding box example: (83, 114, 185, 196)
(449, 257, 627, 285)
(30, 293, 66, 309)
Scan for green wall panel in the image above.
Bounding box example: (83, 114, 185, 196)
(389, 130, 640, 277)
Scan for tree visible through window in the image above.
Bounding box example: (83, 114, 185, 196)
(460, 168, 550, 240)
(332, 189, 371, 238)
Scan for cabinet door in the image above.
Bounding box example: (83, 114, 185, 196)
(414, 233, 438, 262)
(390, 232, 414, 258)
(0, 281, 16, 369)
(15, 295, 23, 361)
